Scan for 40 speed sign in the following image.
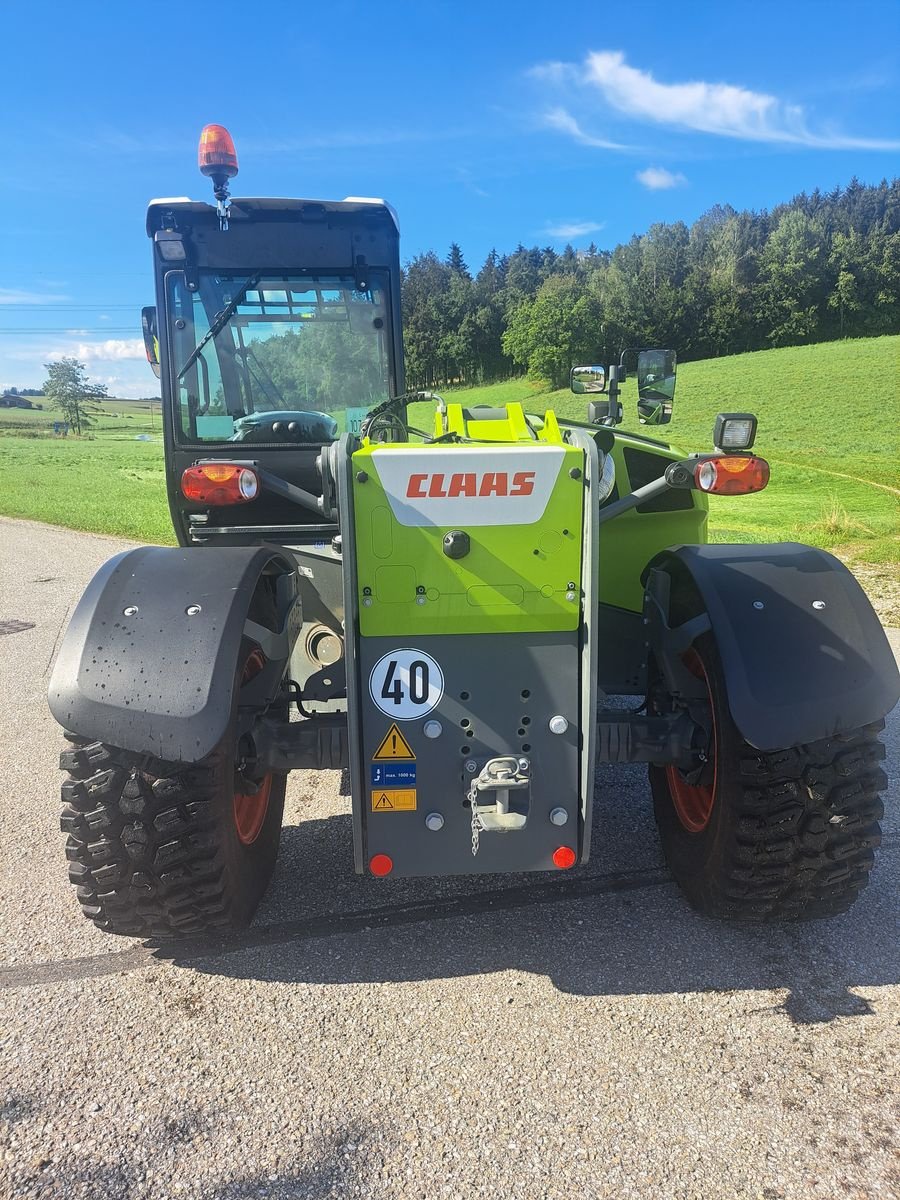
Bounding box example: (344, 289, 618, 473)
(369, 649, 444, 720)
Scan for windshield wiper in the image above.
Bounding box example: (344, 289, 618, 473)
(177, 273, 260, 381)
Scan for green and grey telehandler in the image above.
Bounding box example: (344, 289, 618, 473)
(49, 126, 899, 937)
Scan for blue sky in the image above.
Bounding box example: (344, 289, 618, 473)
(2, 0, 898, 396)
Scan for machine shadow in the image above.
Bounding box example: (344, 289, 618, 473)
(161, 807, 900, 1024)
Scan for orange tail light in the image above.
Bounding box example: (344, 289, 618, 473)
(694, 455, 770, 495)
(181, 463, 259, 505)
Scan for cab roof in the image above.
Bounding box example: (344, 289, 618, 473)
(145, 195, 400, 237)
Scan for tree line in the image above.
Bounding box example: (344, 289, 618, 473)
(401, 178, 900, 390)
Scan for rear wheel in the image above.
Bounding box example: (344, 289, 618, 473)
(650, 634, 886, 921)
(60, 639, 287, 938)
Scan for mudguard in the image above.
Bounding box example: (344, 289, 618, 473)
(49, 546, 299, 762)
(644, 542, 900, 751)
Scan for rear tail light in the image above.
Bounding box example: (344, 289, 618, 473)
(181, 463, 259, 505)
(369, 853, 393, 877)
(694, 455, 769, 495)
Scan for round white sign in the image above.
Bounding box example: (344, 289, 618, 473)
(369, 648, 444, 720)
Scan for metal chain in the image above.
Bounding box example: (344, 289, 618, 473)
(467, 779, 483, 856)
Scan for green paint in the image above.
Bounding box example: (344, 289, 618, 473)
(598, 434, 709, 612)
(352, 404, 585, 636)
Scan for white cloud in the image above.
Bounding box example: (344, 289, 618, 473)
(543, 219, 606, 239)
(541, 107, 632, 150)
(535, 50, 900, 150)
(0, 338, 156, 398)
(73, 339, 146, 362)
(0, 288, 69, 304)
(636, 166, 687, 190)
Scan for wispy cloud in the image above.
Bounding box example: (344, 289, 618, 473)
(456, 166, 490, 198)
(0, 288, 69, 305)
(534, 50, 900, 150)
(541, 107, 632, 151)
(543, 219, 605, 240)
(636, 166, 687, 190)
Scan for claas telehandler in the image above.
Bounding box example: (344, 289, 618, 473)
(49, 125, 899, 936)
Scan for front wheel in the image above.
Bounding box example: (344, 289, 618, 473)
(650, 635, 887, 921)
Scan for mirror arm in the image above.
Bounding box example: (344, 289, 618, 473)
(256, 467, 327, 517)
(595, 460, 693, 526)
(595, 476, 670, 526)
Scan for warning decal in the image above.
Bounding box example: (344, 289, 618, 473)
(371, 789, 417, 812)
(373, 723, 416, 761)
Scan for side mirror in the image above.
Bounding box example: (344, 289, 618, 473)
(636, 348, 676, 425)
(141, 307, 161, 379)
(570, 365, 606, 395)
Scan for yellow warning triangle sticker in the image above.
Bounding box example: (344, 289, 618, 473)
(373, 723, 416, 760)
(373, 793, 394, 809)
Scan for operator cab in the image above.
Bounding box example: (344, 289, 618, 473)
(144, 127, 404, 547)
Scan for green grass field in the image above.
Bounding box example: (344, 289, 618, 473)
(1, 336, 897, 563)
(409, 335, 900, 568)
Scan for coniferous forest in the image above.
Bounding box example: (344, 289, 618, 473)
(400, 178, 900, 390)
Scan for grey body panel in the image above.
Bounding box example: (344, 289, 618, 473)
(647, 542, 900, 750)
(334, 435, 368, 874)
(568, 428, 600, 863)
(596, 604, 647, 695)
(48, 545, 297, 762)
(357, 633, 581, 876)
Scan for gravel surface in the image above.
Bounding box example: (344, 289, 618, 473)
(1, 515, 898, 1200)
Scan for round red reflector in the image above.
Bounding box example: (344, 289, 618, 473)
(552, 846, 577, 870)
(198, 124, 239, 179)
(369, 853, 393, 877)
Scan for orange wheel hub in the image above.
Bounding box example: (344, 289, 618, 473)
(234, 773, 272, 845)
(666, 649, 718, 834)
(233, 645, 272, 845)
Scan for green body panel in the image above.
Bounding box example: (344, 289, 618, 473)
(587, 429, 708, 613)
(351, 407, 585, 636)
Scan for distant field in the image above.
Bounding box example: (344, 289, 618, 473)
(0, 398, 171, 542)
(1, 337, 897, 561)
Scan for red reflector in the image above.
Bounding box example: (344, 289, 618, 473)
(198, 124, 239, 179)
(552, 846, 577, 870)
(694, 455, 770, 495)
(369, 853, 393, 877)
(181, 464, 259, 505)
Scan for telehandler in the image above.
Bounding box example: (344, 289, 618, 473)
(49, 126, 899, 936)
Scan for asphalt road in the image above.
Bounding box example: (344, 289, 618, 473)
(1, 515, 897, 1200)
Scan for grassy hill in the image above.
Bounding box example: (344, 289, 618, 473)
(0, 337, 896, 566)
(410, 334, 900, 567)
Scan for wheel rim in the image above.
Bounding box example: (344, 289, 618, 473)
(233, 647, 272, 846)
(666, 648, 718, 834)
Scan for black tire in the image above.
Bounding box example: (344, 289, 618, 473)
(650, 634, 886, 921)
(59, 591, 288, 938)
(60, 739, 286, 937)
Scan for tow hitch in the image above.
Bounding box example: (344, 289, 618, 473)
(467, 755, 531, 851)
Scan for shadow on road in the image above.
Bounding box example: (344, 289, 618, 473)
(151, 810, 898, 1026)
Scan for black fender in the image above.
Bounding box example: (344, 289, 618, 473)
(49, 546, 301, 762)
(643, 542, 900, 751)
